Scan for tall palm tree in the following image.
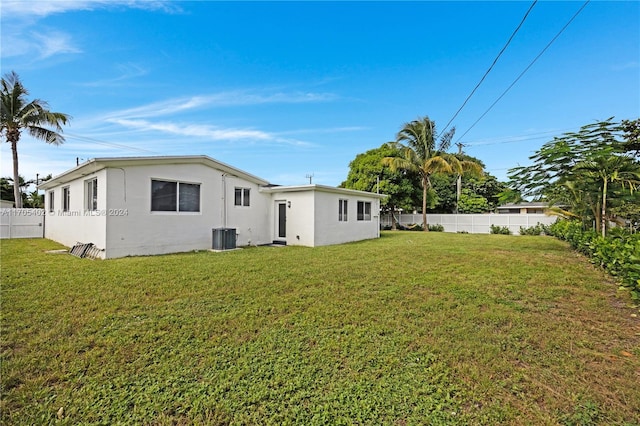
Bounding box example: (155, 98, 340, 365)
(1, 71, 70, 208)
(383, 116, 482, 230)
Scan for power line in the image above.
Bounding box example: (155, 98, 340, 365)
(440, 0, 538, 136)
(64, 132, 157, 154)
(463, 126, 578, 146)
(455, 0, 590, 143)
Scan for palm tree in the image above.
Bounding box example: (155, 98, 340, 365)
(1, 71, 70, 208)
(383, 116, 482, 230)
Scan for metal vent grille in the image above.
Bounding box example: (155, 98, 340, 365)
(69, 242, 101, 259)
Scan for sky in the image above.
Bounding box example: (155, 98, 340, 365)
(1, 0, 639, 190)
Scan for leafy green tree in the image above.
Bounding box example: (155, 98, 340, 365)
(24, 190, 43, 208)
(428, 154, 494, 213)
(609, 191, 640, 232)
(383, 116, 483, 230)
(497, 188, 523, 205)
(429, 173, 457, 213)
(1, 177, 13, 202)
(508, 119, 640, 236)
(621, 118, 640, 155)
(341, 143, 421, 229)
(458, 190, 490, 213)
(1, 175, 35, 206)
(1, 71, 70, 208)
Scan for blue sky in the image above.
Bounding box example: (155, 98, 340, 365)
(1, 0, 638, 188)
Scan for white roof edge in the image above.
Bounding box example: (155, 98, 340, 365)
(496, 201, 550, 209)
(260, 183, 386, 199)
(39, 155, 270, 190)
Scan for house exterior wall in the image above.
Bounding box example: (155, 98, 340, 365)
(44, 169, 108, 252)
(224, 175, 271, 247)
(101, 164, 273, 258)
(313, 191, 380, 246)
(269, 191, 315, 246)
(40, 157, 384, 258)
(260, 187, 382, 247)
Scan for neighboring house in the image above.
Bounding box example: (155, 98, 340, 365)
(496, 202, 549, 214)
(38, 156, 385, 259)
(0, 200, 14, 208)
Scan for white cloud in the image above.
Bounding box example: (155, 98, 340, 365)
(110, 118, 309, 146)
(0, 28, 81, 59)
(89, 90, 338, 146)
(1, 1, 180, 18)
(0, 0, 178, 61)
(101, 90, 339, 120)
(611, 61, 639, 71)
(31, 31, 82, 58)
(79, 63, 149, 87)
(276, 126, 368, 136)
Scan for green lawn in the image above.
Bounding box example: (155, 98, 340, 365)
(1, 233, 639, 425)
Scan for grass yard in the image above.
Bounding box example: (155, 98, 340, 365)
(1, 232, 639, 425)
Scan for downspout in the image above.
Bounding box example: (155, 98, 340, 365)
(377, 199, 380, 238)
(221, 173, 227, 228)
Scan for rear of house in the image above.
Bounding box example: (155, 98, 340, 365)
(39, 156, 384, 258)
(263, 185, 382, 247)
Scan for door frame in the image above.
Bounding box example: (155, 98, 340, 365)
(274, 200, 287, 242)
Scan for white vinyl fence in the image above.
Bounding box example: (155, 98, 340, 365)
(0, 209, 45, 239)
(381, 213, 557, 235)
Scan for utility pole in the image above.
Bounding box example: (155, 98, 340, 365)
(455, 142, 466, 214)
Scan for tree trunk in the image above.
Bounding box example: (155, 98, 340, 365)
(601, 178, 607, 238)
(391, 206, 397, 230)
(455, 174, 462, 214)
(422, 177, 428, 231)
(11, 141, 22, 208)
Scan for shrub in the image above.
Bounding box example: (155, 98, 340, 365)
(490, 225, 512, 235)
(519, 223, 545, 236)
(548, 220, 640, 299)
(428, 224, 444, 232)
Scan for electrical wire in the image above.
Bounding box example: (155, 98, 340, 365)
(440, 0, 538, 137)
(464, 126, 578, 146)
(455, 0, 591, 143)
(64, 132, 157, 154)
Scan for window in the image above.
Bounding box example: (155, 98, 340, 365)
(338, 199, 348, 222)
(151, 180, 200, 212)
(62, 187, 70, 212)
(357, 201, 371, 221)
(48, 191, 54, 213)
(85, 178, 98, 211)
(178, 183, 200, 212)
(234, 187, 250, 207)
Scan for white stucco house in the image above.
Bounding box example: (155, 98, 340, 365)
(38, 155, 385, 259)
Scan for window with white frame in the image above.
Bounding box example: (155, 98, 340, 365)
(234, 187, 250, 207)
(85, 178, 98, 211)
(48, 191, 54, 213)
(338, 199, 348, 222)
(62, 186, 70, 212)
(151, 180, 200, 212)
(357, 201, 371, 221)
